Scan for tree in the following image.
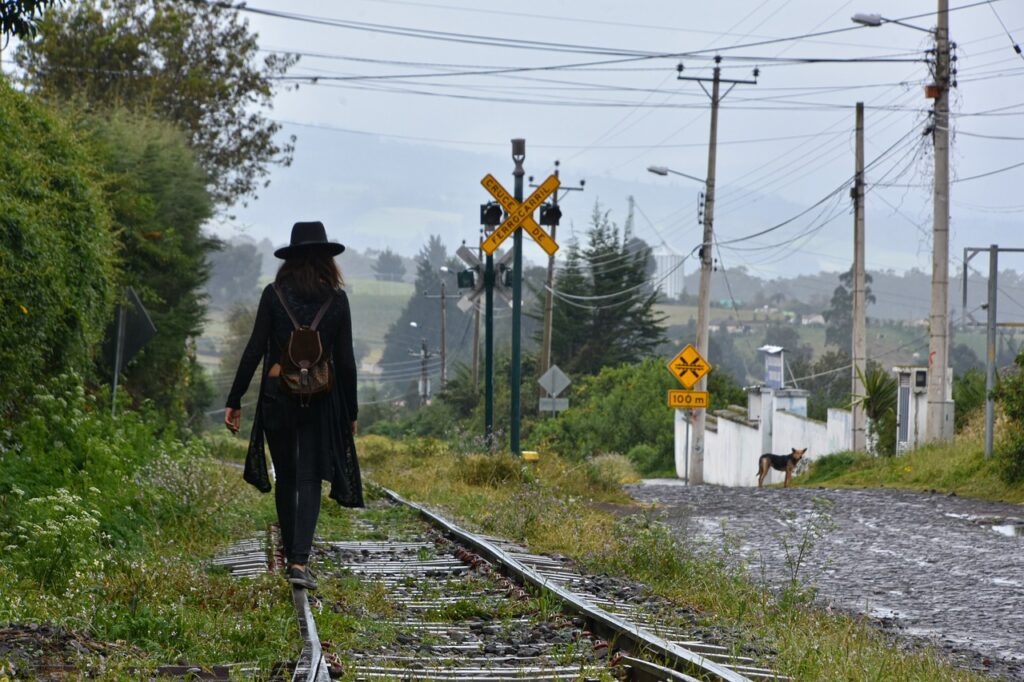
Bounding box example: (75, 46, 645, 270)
(86, 111, 216, 420)
(17, 0, 298, 205)
(377, 236, 460, 397)
(823, 267, 875, 353)
(1, 0, 59, 39)
(206, 240, 262, 309)
(0, 79, 117, 415)
(852, 365, 897, 455)
(372, 248, 407, 282)
(762, 324, 813, 367)
(545, 202, 667, 376)
(790, 350, 852, 421)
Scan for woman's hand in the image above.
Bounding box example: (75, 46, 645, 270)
(351, 421, 358, 436)
(225, 407, 241, 434)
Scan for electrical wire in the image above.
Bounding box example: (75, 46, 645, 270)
(953, 158, 1024, 182)
(987, 1, 1024, 62)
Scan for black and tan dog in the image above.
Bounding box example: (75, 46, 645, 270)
(757, 448, 807, 488)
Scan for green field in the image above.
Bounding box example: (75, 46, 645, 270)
(197, 277, 414, 374)
(347, 278, 414, 351)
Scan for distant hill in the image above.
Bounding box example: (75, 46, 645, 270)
(679, 266, 1024, 323)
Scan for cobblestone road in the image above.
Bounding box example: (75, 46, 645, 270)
(628, 481, 1024, 680)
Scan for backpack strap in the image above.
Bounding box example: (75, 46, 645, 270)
(272, 283, 301, 330)
(273, 284, 336, 331)
(309, 293, 336, 331)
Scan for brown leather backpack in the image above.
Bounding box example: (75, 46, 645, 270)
(272, 284, 335, 404)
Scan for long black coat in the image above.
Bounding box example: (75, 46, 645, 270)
(227, 282, 363, 507)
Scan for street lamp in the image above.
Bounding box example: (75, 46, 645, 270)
(850, 13, 933, 32)
(646, 165, 706, 185)
(853, 5, 953, 442)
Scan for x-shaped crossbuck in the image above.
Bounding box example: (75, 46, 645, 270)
(480, 173, 560, 256)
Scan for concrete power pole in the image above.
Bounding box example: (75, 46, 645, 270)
(538, 162, 583, 376)
(472, 240, 482, 392)
(418, 338, 429, 407)
(676, 56, 758, 484)
(852, 102, 867, 451)
(926, 0, 953, 442)
(539, 171, 560, 376)
(439, 278, 447, 390)
(691, 65, 721, 486)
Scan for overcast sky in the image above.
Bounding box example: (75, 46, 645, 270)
(9, 1, 1024, 279)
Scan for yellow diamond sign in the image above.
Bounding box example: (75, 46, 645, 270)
(667, 344, 710, 389)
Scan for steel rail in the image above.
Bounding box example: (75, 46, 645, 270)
(382, 487, 754, 682)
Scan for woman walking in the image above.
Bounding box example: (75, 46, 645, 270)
(224, 221, 362, 590)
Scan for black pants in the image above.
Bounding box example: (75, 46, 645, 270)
(263, 379, 322, 565)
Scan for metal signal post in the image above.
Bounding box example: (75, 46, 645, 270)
(510, 139, 526, 455)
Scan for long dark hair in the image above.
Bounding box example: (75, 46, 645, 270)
(275, 251, 343, 298)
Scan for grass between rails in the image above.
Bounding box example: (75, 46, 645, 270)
(796, 416, 1024, 504)
(360, 435, 988, 682)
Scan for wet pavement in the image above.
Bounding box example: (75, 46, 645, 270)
(628, 481, 1024, 680)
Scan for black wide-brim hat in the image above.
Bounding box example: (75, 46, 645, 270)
(274, 221, 345, 259)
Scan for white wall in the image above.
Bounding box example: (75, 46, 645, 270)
(699, 413, 763, 487)
(827, 408, 853, 453)
(681, 405, 854, 487)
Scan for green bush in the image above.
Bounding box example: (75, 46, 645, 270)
(953, 367, 986, 433)
(0, 374, 215, 588)
(0, 80, 117, 414)
(584, 453, 641, 491)
(527, 357, 746, 471)
(801, 451, 872, 485)
(995, 352, 1024, 482)
(457, 453, 525, 487)
(626, 443, 669, 476)
(0, 487, 106, 588)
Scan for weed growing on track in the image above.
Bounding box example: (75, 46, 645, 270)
(362, 436, 989, 682)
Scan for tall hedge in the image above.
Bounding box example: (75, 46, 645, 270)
(0, 79, 117, 414)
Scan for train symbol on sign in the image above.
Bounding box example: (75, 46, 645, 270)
(667, 344, 710, 390)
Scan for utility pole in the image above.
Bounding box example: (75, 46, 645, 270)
(510, 138, 526, 455)
(539, 171, 560, 377)
(926, 0, 953, 442)
(963, 245, 1024, 458)
(985, 245, 998, 458)
(852, 102, 867, 452)
(677, 56, 757, 484)
(439, 277, 447, 390)
(536, 161, 584, 375)
(472, 239, 482, 393)
(418, 338, 429, 407)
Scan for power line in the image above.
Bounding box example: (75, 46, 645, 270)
(954, 158, 1024, 183)
(986, 1, 1024, 62)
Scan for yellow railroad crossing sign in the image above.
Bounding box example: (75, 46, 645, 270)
(667, 343, 710, 389)
(481, 173, 560, 256)
(668, 390, 709, 409)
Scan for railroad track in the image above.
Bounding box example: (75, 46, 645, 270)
(215, 486, 787, 682)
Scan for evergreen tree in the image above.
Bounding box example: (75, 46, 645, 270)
(547, 201, 667, 376)
(372, 248, 407, 282)
(823, 267, 875, 353)
(376, 236, 460, 401)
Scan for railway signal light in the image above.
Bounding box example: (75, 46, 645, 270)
(480, 202, 502, 227)
(539, 203, 562, 227)
(457, 268, 476, 290)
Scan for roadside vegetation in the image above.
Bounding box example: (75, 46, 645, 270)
(361, 436, 986, 682)
(800, 367, 1024, 503)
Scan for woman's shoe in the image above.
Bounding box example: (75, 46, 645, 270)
(286, 565, 318, 590)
